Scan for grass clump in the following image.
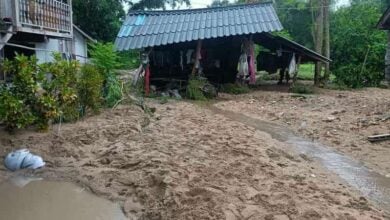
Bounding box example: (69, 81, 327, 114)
(186, 77, 208, 100)
(290, 83, 315, 94)
(220, 83, 250, 94)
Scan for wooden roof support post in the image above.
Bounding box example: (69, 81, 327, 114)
(143, 47, 153, 96)
(191, 40, 203, 76)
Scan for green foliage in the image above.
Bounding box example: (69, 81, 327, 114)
(90, 43, 123, 107)
(90, 43, 121, 75)
(72, 0, 125, 42)
(42, 54, 80, 122)
(118, 50, 140, 70)
(331, 1, 386, 88)
(220, 83, 251, 94)
(290, 83, 315, 94)
(131, 0, 190, 10)
(105, 73, 122, 107)
(0, 54, 61, 131)
(78, 64, 104, 114)
(0, 87, 35, 131)
(186, 77, 208, 101)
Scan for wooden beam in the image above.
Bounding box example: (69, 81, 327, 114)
(368, 134, 390, 143)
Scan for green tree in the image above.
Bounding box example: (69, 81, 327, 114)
(73, 0, 126, 42)
(209, 0, 231, 7)
(130, 0, 190, 10)
(331, 0, 386, 87)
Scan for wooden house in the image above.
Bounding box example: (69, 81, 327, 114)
(0, 0, 94, 71)
(115, 2, 330, 95)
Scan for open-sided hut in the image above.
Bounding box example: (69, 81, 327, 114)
(115, 2, 330, 94)
(377, 7, 390, 84)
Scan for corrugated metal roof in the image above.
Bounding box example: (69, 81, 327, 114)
(115, 2, 283, 51)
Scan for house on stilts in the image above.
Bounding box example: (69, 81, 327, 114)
(0, 0, 95, 81)
(115, 2, 331, 94)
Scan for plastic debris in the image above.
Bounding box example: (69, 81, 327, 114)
(4, 149, 45, 172)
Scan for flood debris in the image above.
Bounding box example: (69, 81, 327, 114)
(368, 134, 390, 143)
(4, 149, 45, 172)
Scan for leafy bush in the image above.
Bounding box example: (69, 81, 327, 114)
(90, 43, 120, 74)
(186, 77, 208, 100)
(42, 54, 80, 122)
(105, 73, 122, 107)
(90, 42, 123, 106)
(78, 64, 104, 114)
(1, 55, 60, 131)
(220, 83, 250, 94)
(0, 87, 35, 131)
(331, 1, 386, 88)
(333, 65, 384, 88)
(118, 50, 140, 70)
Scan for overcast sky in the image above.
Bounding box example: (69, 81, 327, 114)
(125, 0, 350, 11)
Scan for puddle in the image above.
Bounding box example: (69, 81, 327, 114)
(0, 177, 127, 220)
(208, 105, 390, 212)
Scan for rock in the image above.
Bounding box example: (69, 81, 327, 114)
(323, 116, 337, 122)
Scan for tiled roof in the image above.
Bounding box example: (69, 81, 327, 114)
(115, 2, 283, 50)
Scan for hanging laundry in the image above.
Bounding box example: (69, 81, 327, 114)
(238, 52, 249, 78)
(248, 40, 256, 84)
(186, 49, 194, 64)
(288, 53, 297, 76)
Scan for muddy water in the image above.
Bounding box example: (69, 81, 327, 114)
(0, 177, 126, 220)
(208, 105, 390, 212)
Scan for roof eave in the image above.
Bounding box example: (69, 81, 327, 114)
(73, 24, 97, 43)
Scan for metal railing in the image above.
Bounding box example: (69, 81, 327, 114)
(17, 0, 72, 34)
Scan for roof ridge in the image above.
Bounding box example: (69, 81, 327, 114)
(127, 2, 274, 15)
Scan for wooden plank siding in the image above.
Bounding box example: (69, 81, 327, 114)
(0, 0, 72, 38)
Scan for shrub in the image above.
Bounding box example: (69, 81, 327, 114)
(333, 65, 384, 88)
(78, 64, 104, 115)
(221, 83, 250, 94)
(42, 53, 80, 122)
(186, 77, 208, 100)
(0, 87, 35, 131)
(90, 42, 123, 106)
(330, 2, 386, 87)
(2, 54, 61, 131)
(90, 42, 120, 76)
(105, 73, 122, 107)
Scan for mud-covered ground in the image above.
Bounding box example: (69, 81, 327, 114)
(216, 87, 390, 177)
(0, 97, 387, 219)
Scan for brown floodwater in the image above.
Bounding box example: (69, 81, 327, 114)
(208, 105, 390, 213)
(0, 177, 127, 220)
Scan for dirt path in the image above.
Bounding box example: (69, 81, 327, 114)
(0, 100, 387, 219)
(216, 88, 390, 177)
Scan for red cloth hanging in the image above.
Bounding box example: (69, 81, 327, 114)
(145, 64, 150, 96)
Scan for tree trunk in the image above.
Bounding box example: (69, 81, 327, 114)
(386, 31, 390, 84)
(322, 0, 330, 84)
(314, 0, 324, 86)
